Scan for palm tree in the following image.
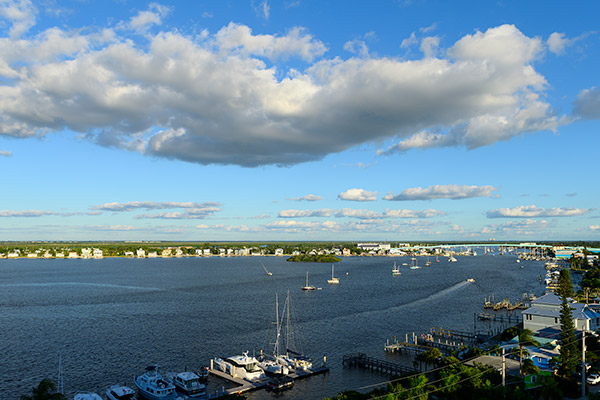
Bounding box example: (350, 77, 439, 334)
(20, 378, 66, 400)
(518, 328, 539, 375)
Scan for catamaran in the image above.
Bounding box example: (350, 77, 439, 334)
(392, 262, 401, 276)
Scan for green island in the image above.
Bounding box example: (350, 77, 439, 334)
(286, 254, 341, 263)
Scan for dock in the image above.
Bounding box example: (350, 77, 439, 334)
(206, 362, 329, 398)
(343, 353, 416, 376)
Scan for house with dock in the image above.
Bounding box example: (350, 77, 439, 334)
(521, 292, 600, 332)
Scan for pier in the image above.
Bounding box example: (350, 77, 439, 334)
(343, 353, 417, 375)
(206, 361, 329, 398)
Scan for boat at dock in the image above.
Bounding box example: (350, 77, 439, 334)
(213, 352, 266, 382)
(327, 265, 339, 284)
(134, 365, 178, 400)
(106, 385, 136, 400)
(301, 272, 315, 291)
(170, 371, 207, 398)
(267, 375, 294, 392)
(258, 293, 291, 376)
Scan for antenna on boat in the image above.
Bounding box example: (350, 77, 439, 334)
(57, 353, 64, 394)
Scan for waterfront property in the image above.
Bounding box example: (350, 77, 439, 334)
(521, 292, 600, 332)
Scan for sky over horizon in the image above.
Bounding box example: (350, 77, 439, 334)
(0, 0, 599, 241)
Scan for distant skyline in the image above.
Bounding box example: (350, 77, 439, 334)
(0, 0, 599, 241)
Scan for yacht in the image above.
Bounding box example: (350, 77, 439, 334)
(106, 385, 136, 400)
(134, 365, 178, 400)
(171, 371, 206, 398)
(213, 352, 266, 381)
(74, 393, 102, 400)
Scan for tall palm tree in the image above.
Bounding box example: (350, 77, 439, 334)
(20, 378, 66, 400)
(518, 328, 539, 376)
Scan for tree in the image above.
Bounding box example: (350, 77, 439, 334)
(518, 329, 539, 375)
(521, 358, 539, 376)
(558, 269, 578, 377)
(20, 378, 65, 400)
(538, 376, 563, 400)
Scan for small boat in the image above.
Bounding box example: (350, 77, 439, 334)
(466, 278, 475, 283)
(261, 261, 273, 276)
(170, 371, 206, 398)
(106, 385, 135, 400)
(425, 256, 431, 267)
(74, 393, 102, 400)
(134, 365, 177, 400)
(448, 256, 457, 262)
(410, 258, 420, 270)
(214, 352, 266, 381)
(301, 272, 315, 291)
(267, 376, 294, 392)
(392, 262, 401, 276)
(327, 265, 339, 284)
(436, 255, 440, 263)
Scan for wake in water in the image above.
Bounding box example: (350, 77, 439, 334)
(328, 280, 472, 323)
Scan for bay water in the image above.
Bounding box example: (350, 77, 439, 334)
(0, 255, 545, 399)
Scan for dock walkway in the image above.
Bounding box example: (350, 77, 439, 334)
(343, 353, 416, 375)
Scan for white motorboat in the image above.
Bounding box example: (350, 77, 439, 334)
(327, 265, 339, 284)
(134, 365, 177, 400)
(170, 371, 206, 398)
(213, 352, 266, 381)
(301, 272, 315, 291)
(106, 385, 135, 400)
(261, 261, 273, 276)
(448, 256, 457, 262)
(466, 278, 475, 283)
(74, 393, 102, 400)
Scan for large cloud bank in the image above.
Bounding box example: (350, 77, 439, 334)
(0, 3, 563, 166)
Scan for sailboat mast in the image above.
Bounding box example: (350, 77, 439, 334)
(274, 293, 280, 358)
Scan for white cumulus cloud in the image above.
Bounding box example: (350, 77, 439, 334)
(338, 188, 377, 202)
(573, 87, 600, 119)
(288, 194, 322, 201)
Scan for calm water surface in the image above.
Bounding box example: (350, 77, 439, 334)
(0, 255, 545, 400)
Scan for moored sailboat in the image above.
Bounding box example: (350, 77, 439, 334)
(327, 265, 339, 284)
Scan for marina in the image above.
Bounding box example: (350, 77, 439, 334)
(0, 254, 550, 399)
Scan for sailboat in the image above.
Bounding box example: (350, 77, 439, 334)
(278, 290, 313, 371)
(261, 261, 273, 276)
(436, 255, 440, 263)
(258, 294, 290, 376)
(327, 265, 339, 284)
(425, 256, 431, 267)
(392, 262, 401, 276)
(301, 272, 315, 291)
(410, 258, 420, 269)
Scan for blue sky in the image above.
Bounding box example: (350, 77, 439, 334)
(0, 0, 599, 241)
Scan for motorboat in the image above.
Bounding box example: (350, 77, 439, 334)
(466, 278, 475, 283)
(74, 393, 102, 400)
(327, 265, 339, 284)
(448, 256, 457, 262)
(267, 375, 294, 392)
(106, 385, 136, 400)
(170, 371, 206, 398)
(213, 352, 266, 381)
(301, 272, 315, 291)
(134, 365, 178, 400)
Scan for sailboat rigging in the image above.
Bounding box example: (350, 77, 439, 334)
(301, 272, 315, 291)
(327, 265, 339, 284)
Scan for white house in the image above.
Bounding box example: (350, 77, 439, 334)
(275, 248, 284, 256)
(136, 249, 146, 258)
(522, 292, 600, 332)
(93, 249, 103, 259)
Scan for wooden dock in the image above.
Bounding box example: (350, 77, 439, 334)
(206, 362, 329, 398)
(343, 353, 416, 376)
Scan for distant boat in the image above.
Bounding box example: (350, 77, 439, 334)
(327, 265, 339, 284)
(261, 262, 273, 276)
(392, 262, 401, 276)
(448, 256, 457, 262)
(410, 258, 420, 270)
(466, 278, 475, 283)
(301, 272, 315, 291)
(436, 255, 440, 263)
(425, 256, 431, 267)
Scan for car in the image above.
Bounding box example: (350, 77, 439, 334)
(587, 374, 600, 385)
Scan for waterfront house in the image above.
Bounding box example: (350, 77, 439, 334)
(522, 292, 600, 332)
(136, 249, 146, 258)
(93, 248, 103, 259)
(275, 248, 284, 256)
(81, 248, 92, 258)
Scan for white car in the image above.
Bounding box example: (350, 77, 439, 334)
(587, 374, 600, 385)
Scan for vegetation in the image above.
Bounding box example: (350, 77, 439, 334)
(557, 269, 577, 378)
(20, 378, 65, 400)
(517, 329, 539, 375)
(286, 254, 341, 262)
